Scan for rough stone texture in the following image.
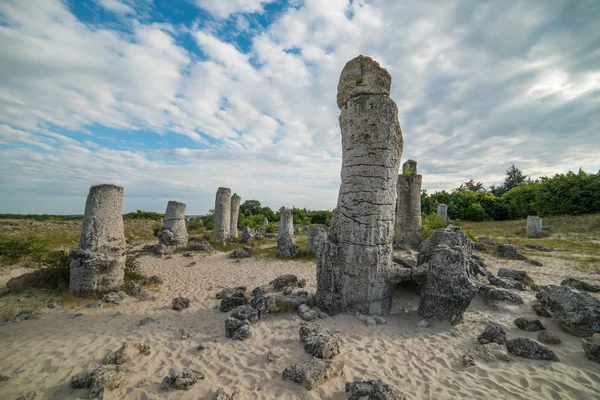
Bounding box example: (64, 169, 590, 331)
(515, 318, 546, 332)
(214, 187, 232, 244)
(561, 277, 600, 293)
(392, 254, 417, 269)
(496, 244, 527, 261)
(271, 274, 299, 290)
(523, 244, 553, 252)
(104, 342, 150, 365)
(536, 286, 600, 337)
(462, 343, 512, 366)
(316, 55, 403, 316)
(477, 324, 507, 345)
(189, 240, 212, 252)
(102, 291, 127, 304)
(487, 275, 528, 291)
(497, 268, 533, 285)
(10, 309, 36, 322)
(220, 294, 247, 312)
(394, 160, 422, 249)
(437, 204, 448, 223)
(179, 328, 194, 340)
(216, 386, 240, 400)
(229, 248, 250, 259)
(537, 331, 561, 345)
(216, 286, 247, 299)
(70, 184, 126, 296)
(70, 365, 127, 398)
(172, 297, 190, 311)
(125, 282, 150, 300)
(231, 305, 259, 323)
(532, 303, 552, 317)
(161, 369, 204, 391)
(582, 334, 600, 362)
(299, 325, 341, 359)
(307, 226, 328, 255)
(241, 226, 254, 243)
(15, 391, 36, 400)
(267, 347, 286, 361)
(282, 359, 344, 390)
(526, 216, 543, 236)
(505, 338, 559, 361)
(417, 244, 479, 324)
(298, 304, 318, 321)
(224, 318, 252, 341)
(479, 285, 524, 305)
(277, 207, 300, 258)
(226, 194, 239, 240)
(156, 201, 188, 253)
(345, 380, 407, 400)
(139, 317, 157, 326)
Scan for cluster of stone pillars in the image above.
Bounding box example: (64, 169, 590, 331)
(213, 187, 241, 244)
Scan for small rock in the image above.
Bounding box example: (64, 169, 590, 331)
(373, 316, 387, 325)
(531, 303, 552, 317)
(479, 285, 524, 305)
(139, 317, 157, 326)
(197, 342, 215, 351)
(582, 334, 600, 363)
(11, 310, 36, 322)
(112, 311, 125, 317)
(525, 259, 544, 267)
(161, 369, 204, 391)
(216, 286, 247, 299)
(186, 262, 196, 267)
(345, 379, 407, 400)
(73, 313, 83, 318)
(102, 291, 128, 304)
(267, 347, 286, 361)
(251, 286, 267, 297)
(298, 278, 307, 288)
(514, 318, 546, 332)
(417, 320, 431, 328)
(463, 343, 512, 365)
(231, 305, 259, 323)
(70, 365, 127, 397)
(505, 338, 559, 361)
(477, 324, 506, 345)
(522, 244, 553, 252)
(220, 295, 247, 312)
(216, 386, 240, 400)
(497, 268, 533, 285)
(561, 277, 600, 293)
(172, 297, 190, 311)
(496, 244, 527, 261)
(189, 241, 212, 252)
(487, 275, 528, 291)
(537, 331, 561, 345)
(355, 312, 377, 326)
(47, 302, 58, 309)
(282, 359, 344, 390)
(179, 328, 194, 340)
(282, 286, 293, 295)
(125, 282, 150, 300)
(225, 318, 252, 341)
(104, 342, 150, 365)
(270, 274, 298, 291)
(87, 300, 102, 309)
(135, 379, 151, 388)
(298, 304, 317, 321)
(299, 325, 341, 359)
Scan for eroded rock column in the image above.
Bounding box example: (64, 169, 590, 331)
(277, 207, 300, 258)
(316, 55, 403, 315)
(307, 226, 327, 255)
(526, 216, 542, 236)
(156, 201, 188, 254)
(70, 184, 126, 296)
(437, 204, 448, 223)
(395, 160, 422, 249)
(230, 193, 241, 239)
(214, 187, 231, 244)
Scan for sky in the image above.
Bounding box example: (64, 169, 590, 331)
(0, 0, 599, 215)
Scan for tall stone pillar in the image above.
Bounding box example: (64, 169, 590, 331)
(230, 193, 241, 239)
(214, 187, 231, 244)
(277, 207, 300, 258)
(526, 216, 542, 236)
(156, 201, 188, 254)
(437, 204, 448, 223)
(395, 160, 422, 249)
(69, 184, 126, 296)
(316, 55, 403, 316)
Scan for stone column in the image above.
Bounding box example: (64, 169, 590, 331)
(69, 184, 126, 296)
(156, 201, 188, 254)
(277, 206, 299, 258)
(214, 187, 231, 244)
(526, 216, 542, 236)
(307, 226, 327, 255)
(437, 204, 448, 223)
(316, 55, 403, 316)
(395, 160, 422, 249)
(230, 193, 241, 239)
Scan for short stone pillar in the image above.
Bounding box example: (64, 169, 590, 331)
(395, 160, 422, 249)
(241, 226, 254, 243)
(277, 207, 300, 258)
(437, 204, 448, 223)
(69, 184, 126, 296)
(263, 217, 268, 229)
(526, 216, 542, 236)
(214, 187, 231, 244)
(316, 55, 403, 316)
(230, 193, 241, 239)
(156, 201, 188, 254)
(307, 226, 327, 255)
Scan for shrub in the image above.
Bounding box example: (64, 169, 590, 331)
(6, 250, 70, 293)
(0, 234, 49, 265)
(420, 213, 447, 240)
(186, 220, 204, 232)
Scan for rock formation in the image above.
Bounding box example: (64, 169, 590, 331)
(230, 193, 241, 239)
(241, 226, 254, 243)
(316, 55, 403, 316)
(526, 216, 542, 236)
(214, 187, 232, 244)
(156, 201, 188, 254)
(277, 207, 300, 258)
(437, 204, 448, 223)
(70, 184, 126, 296)
(307, 225, 327, 255)
(394, 160, 422, 249)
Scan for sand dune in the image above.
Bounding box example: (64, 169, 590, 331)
(1, 248, 599, 399)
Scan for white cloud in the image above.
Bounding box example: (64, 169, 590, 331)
(194, 0, 277, 18)
(95, 0, 136, 15)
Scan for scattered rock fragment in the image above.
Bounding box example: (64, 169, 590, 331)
(487, 275, 528, 291)
(299, 325, 341, 359)
(102, 291, 128, 304)
(220, 294, 247, 312)
(582, 334, 600, 362)
(345, 379, 407, 400)
(462, 343, 512, 366)
(531, 303, 552, 318)
(161, 369, 204, 391)
(537, 331, 561, 345)
(15, 391, 37, 400)
(417, 320, 431, 328)
(70, 365, 127, 398)
(282, 359, 344, 390)
(267, 347, 286, 361)
(514, 318, 546, 332)
(87, 300, 102, 309)
(216, 286, 247, 299)
(104, 342, 150, 365)
(497, 268, 533, 285)
(73, 313, 83, 318)
(505, 338, 559, 361)
(356, 312, 377, 326)
(125, 282, 150, 300)
(496, 244, 526, 260)
(139, 317, 157, 326)
(216, 386, 240, 400)
(197, 342, 215, 351)
(47, 302, 58, 309)
(225, 318, 252, 341)
(229, 248, 249, 259)
(298, 279, 307, 288)
(479, 285, 524, 305)
(536, 286, 600, 337)
(172, 297, 190, 311)
(231, 305, 259, 323)
(525, 259, 544, 267)
(477, 324, 506, 345)
(179, 328, 194, 340)
(561, 277, 600, 293)
(11, 310, 36, 322)
(270, 274, 298, 291)
(189, 240, 212, 252)
(523, 244, 553, 252)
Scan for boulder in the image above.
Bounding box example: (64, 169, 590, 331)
(505, 338, 559, 361)
(497, 268, 533, 285)
(270, 274, 298, 291)
(229, 248, 250, 259)
(536, 286, 600, 336)
(477, 324, 506, 345)
(582, 334, 600, 362)
(496, 244, 526, 260)
(561, 278, 600, 293)
(514, 318, 546, 332)
(299, 325, 342, 359)
(102, 291, 128, 304)
(189, 240, 212, 252)
(282, 359, 344, 390)
(104, 342, 150, 365)
(241, 226, 254, 243)
(225, 318, 252, 341)
(479, 285, 524, 305)
(274, 292, 315, 312)
(70, 365, 127, 398)
(345, 380, 407, 400)
(298, 304, 317, 321)
(462, 343, 512, 366)
(171, 297, 190, 311)
(11, 310, 36, 322)
(231, 305, 259, 323)
(537, 331, 561, 345)
(161, 369, 204, 391)
(220, 294, 247, 312)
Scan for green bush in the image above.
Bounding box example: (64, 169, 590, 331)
(0, 235, 49, 265)
(420, 213, 448, 240)
(186, 220, 204, 232)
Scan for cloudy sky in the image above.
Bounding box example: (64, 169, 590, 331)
(0, 0, 599, 215)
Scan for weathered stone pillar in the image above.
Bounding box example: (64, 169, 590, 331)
(277, 207, 300, 258)
(230, 193, 241, 239)
(307, 226, 327, 255)
(69, 184, 126, 296)
(437, 204, 448, 223)
(214, 187, 231, 244)
(241, 226, 254, 243)
(316, 55, 403, 315)
(395, 160, 422, 249)
(156, 201, 188, 254)
(526, 216, 542, 236)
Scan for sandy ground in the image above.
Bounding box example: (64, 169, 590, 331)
(1, 247, 599, 400)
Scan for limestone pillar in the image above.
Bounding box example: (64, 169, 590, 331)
(214, 187, 231, 244)
(526, 216, 542, 236)
(437, 204, 448, 223)
(69, 184, 126, 296)
(230, 193, 241, 239)
(277, 207, 299, 258)
(316, 55, 403, 315)
(307, 226, 327, 255)
(395, 160, 422, 249)
(156, 201, 188, 254)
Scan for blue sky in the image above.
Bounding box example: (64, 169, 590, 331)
(0, 0, 599, 215)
